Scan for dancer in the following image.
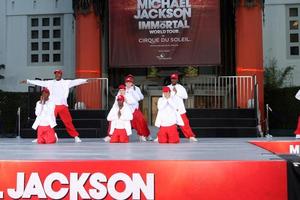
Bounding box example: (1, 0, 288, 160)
(294, 89, 300, 139)
(155, 87, 183, 143)
(21, 69, 88, 142)
(168, 73, 198, 142)
(32, 88, 57, 144)
(107, 95, 133, 143)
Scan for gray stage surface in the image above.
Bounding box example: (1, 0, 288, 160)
(0, 136, 296, 161)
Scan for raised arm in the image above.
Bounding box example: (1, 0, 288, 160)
(107, 106, 118, 121)
(135, 86, 144, 100)
(35, 101, 43, 116)
(25, 79, 50, 88)
(68, 79, 88, 88)
(176, 85, 188, 99)
(157, 97, 168, 110)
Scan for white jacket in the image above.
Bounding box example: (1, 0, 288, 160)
(125, 85, 144, 110)
(168, 83, 188, 114)
(115, 91, 138, 113)
(32, 100, 57, 130)
(107, 103, 133, 136)
(296, 89, 300, 101)
(27, 79, 88, 106)
(155, 96, 184, 127)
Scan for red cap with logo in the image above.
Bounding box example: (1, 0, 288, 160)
(162, 86, 171, 93)
(125, 76, 134, 83)
(117, 95, 125, 102)
(118, 84, 126, 90)
(54, 69, 63, 75)
(170, 73, 178, 80)
(41, 88, 50, 94)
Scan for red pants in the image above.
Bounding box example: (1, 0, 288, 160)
(131, 109, 150, 137)
(180, 113, 195, 138)
(110, 129, 129, 143)
(295, 116, 300, 135)
(37, 126, 56, 144)
(158, 125, 180, 143)
(55, 105, 79, 137)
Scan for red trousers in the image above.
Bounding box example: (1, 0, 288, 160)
(295, 116, 300, 135)
(131, 109, 150, 137)
(158, 125, 180, 143)
(37, 126, 56, 144)
(55, 105, 79, 137)
(180, 113, 195, 138)
(110, 129, 129, 143)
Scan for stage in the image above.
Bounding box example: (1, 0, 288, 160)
(0, 136, 298, 200)
(0, 137, 286, 161)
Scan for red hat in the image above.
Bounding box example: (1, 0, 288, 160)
(118, 84, 126, 90)
(125, 76, 134, 83)
(117, 95, 125, 102)
(54, 69, 63, 74)
(126, 74, 134, 78)
(162, 86, 171, 93)
(41, 88, 50, 94)
(170, 73, 178, 80)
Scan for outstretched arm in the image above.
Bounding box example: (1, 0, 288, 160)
(21, 79, 49, 88)
(68, 79, 88, 88)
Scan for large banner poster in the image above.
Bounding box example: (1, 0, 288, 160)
(109, 0, 221, 67)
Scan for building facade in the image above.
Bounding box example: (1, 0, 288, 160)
(264, 0, 300, 86)
(0, 0, 75, 91)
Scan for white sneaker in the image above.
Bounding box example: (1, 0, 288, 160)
(32, 139, 37, 143)
(103, 136, 111, 142)
(296, 135, 300, 139)
(74, 136, 82, 143)
(146, 136, 153, 141)
(189, 137, 198, 142)
(55, 133, 58, 142)
(154, 137, 158, 142)
(139, 136, 147, 142)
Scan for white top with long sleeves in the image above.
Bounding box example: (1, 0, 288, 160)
(168, 83, 188, 114)
(27, 79, 88, 106)
(114, 91, 138, 113)
(107, 103, 133, 136)
(125, 86, 143, 111)
(155, 96, 184, 127)
(32, 100, 57, 130)
(296, 89, 300, 101)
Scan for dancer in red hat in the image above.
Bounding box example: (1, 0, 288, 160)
(294, 89, 300, 139)
(155, 87, 183, 143)
(124, 75, 151, 142)
(168, 73, 198, 142)
(21, 70, 88, 142)
(107, 95, 133, 143)
(32, 88, 57, 144)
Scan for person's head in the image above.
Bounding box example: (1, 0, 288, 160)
(125, 76, 134, 88)
(118, 84, 126, 95)
(170, 73, 178, 85)
(162, 86, 171, 98)
(41, 88, 50, 101)
(54, 70, 63, 81)
(117, 95, 125, 107)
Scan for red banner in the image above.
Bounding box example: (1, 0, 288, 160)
(0, 160, 287, 200)
(109, 0, 221, 67)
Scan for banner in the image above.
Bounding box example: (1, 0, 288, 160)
(250, 141, 300, 154)
(0, 160, 287, 200)
(109, 0, 221, 67)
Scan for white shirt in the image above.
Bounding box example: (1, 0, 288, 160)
(114, 91, 137, 113)
(32, 100, 56, 130)
(155, 96, 184, 127)
(124, 85, 144, 111)
(168, 83, 188, 114)
(296, 89, 300, 101)
(107, 103, 133, 135)
(27, 79, 88, 106)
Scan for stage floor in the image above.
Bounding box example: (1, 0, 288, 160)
(0, 137, 296, 161)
